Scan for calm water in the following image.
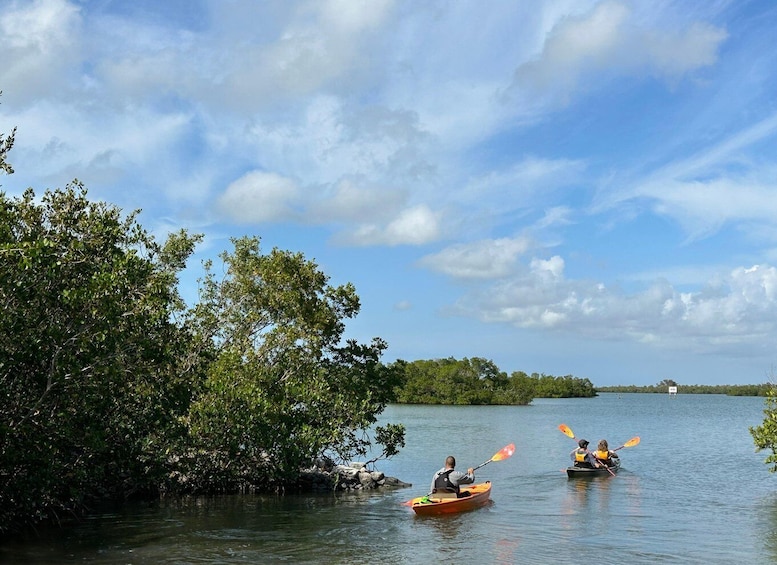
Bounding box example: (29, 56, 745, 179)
(3, 393, 777, 564)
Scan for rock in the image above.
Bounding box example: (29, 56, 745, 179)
(382, 476, 412, 488)
(334, 465, 359, 479)
(358, 470, 375, 488)
(294, 461, 411, 492)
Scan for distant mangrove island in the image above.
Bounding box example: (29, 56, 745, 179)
(596, 379, 771, 396)
(389, 357, 597, 404)
(389, 361, 773, 403)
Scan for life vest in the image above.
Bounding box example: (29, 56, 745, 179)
(574, 449, 589, 464)
(595, 450, 611, 461)
(433, 469, 458, 493)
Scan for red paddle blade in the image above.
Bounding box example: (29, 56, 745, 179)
(491, 443, 515, 462)
(558, 424, 575, 438)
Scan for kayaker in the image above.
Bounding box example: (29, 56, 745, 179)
(570, 439, 601, 468)
(430, 456, 475, 497)
(594, 439, 619, 467)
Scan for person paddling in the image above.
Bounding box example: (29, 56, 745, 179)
(594, 439, 620, 467)
(430, 456, 475, 497)
(570, 439, 601, 468)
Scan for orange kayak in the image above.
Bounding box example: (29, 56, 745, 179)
(410, 482, 492, 516)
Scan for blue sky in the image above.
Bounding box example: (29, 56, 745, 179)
(2, 0, 777, 386)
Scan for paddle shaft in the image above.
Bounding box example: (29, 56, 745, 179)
(612, 437, 640, 452)
(586, 447, 615, 476)
(473, 460, 492, 472)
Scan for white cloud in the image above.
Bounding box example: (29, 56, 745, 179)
(418, 237, 532, 280)
(3, 0, 775, 381)
(460, 156, 586, 208)
(218, 171, 301, 223)
(535, 206, 574, 229)
(598, 112, 777, 240)
(639, 177, 777, 240)
(311, 179, 407, 224)
(530, 255, 565, 280)
(340, 204, 442, 246)
(508, 1, 727, 101)
(454, 259, 777, 353)
(0, 0, 82, 106)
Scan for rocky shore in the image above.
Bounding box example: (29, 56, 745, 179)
(298, 460, 412, 492)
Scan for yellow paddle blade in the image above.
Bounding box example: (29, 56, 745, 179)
(623, 436, 640, 448)
(558, 424, 575, 438)
(491, 443, 515, 462)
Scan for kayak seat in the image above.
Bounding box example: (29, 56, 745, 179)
(431, 489, 458, 499)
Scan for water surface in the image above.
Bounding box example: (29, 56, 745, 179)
(3, 393, 776, 564)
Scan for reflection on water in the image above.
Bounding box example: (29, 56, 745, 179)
(561, 475, 614, 534)
(3, 394, 776, 564)
(756, 491, 777, 561)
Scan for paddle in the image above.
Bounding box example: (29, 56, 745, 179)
(613, 436, 640, 451)
(401, 443, 516, 506)
(558, 424, 615, 476)
(473, 442, 516, 471)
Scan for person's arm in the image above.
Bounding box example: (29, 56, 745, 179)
(451, 469, 475, 485)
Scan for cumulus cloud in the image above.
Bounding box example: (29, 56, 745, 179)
(454, 258, 777, 353)
(218, 171, 301, 223)
(418, 236, 532, 279)
(338, 204, 442, 246)
(4, 0, 776, 376)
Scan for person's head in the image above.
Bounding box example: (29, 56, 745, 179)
(445, 455, 456, 468)
(578, 439, 589, 449)
(598, 440, 609, 451)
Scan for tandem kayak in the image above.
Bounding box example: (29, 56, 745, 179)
(566, 460, 620, 478)
(410, 482, 492, 516)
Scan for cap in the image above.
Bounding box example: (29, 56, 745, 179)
(578, 439, 589, 448)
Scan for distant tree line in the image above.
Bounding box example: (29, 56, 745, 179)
(390, 357, 597, 404)
(597, 378, 771, 396)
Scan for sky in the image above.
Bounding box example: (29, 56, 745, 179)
(2, 0, 777, 387)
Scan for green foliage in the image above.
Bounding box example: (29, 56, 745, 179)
(597, 382, 771, 396)
(0, 185, 202, 532)
(392, 357, 535, 405)
(750, 382, 777, 471)
(179, 237, 404, 493)
(0, 93, 15, 176)
(365, 424, 406, 466)
(513, 371, 597, 399)
(0, 115, 403, 529)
